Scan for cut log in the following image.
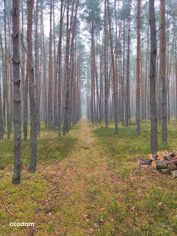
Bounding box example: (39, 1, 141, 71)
(138, 159, 152, 166)
(169, 152, 176, 157)
(149, 154, 157, 161)
(171, 170, 177, 178)
(151, 160, 167, 170)
(166, 159, 177, 165)
(157, 151, 166, 160)
(167, 163, 177, 171)
(160, 169, 171, 174)
(162, 152, 173, 161)
(166, 156, 173, 161)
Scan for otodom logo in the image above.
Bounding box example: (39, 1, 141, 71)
(9, 222, 35, 227)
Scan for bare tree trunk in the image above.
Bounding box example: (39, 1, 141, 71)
(3, 0, 9, 138)
(68, 2, 78, 128)
(149, 0, 158, 155)
(63, 0, 71, 135)
(34, 0, 40, 135)
(7, 12, 12, 139)
(63, 0, 77, 133)
(145, 28, 150, 121)
(160, 0, 167, 144)
(27, 0, 37, 173)
(48, 0, 53, 128)
(99, 37, 103, 122)
(176, 49, 177, 119)
(104, 0, 109, 128)
(53, 1, 58, 128)
(125, 0, 131, 127)
(0, 78, 3, 140)
(57, 0, 64, 137)
(107, 0, 118, 134)
(12, 0, 21, 184)
(40, 0, 47, 127)
(136, 0, 141, 135)
(90, 21, 96, 123)
(20, 0, 28, 141)
(0, 34, 4, 139)
(23, 65, 28, 140)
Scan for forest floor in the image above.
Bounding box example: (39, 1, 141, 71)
(0, 120, 177, 236)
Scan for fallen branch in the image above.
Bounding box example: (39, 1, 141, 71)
(3, 202, 14, 216)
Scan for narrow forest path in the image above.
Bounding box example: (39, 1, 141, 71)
(35, 120, 118, 236)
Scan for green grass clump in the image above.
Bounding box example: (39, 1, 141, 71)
(0, 127, 77, 169)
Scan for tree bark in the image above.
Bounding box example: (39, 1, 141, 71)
(136, 0, 141, 135)
(0, 81, 3, 140)
(40, 0, 47, 127)
(104, 0, 109, 128)
(12, 0, 21, 184)
(125, 0, 131, 127)
(0, 34, 4, 139)
(160, 0, 167, 144)
(149, 0, 158, 155)
(34, 0, 40, 135)
(27, 0, 37, 173)
(57, 0, 65, 137)
(107, 0, 118, 134)
(20, 0, 28, 141)
(48, 0, 54, 128)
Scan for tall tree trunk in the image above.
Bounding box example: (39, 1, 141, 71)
(21, 0, 28, 141)
(53, 1, 58, 127)
(160, 0, 167, 144)
(0, 78, 3, 140)
(23, 66, 28, 140)
(34, 0, 40, 135)
(0, 34, 4, 139)
(27, 0, 37, 173)
(104, 0, 109, 128)
(48, 0, 53, 128)
(63, 0, 72, 135)
(136, 0, 141, 135)
(57, 0, 64, 137)
(149, 0, 158, 155)
(90, 22, 96, 123)
(3, 0, 9, 138)
(40, 0, 47, 127)
(176, 49, 177, 119)
(7, 12, 12, 139)
(125, 0, 131, 127)
(12, 0, 21, 184)
(68, 1, 78, 128)
(107, 0, 118, 134)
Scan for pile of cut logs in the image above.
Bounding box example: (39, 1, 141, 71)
(138, 151, 177, 178)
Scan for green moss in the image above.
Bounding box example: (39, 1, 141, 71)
(0, 127, 77, 169)
(47, 224, 55, 234)
(0, 125, 78, 236)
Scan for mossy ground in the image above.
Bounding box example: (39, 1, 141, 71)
(0, 121, 177, 236)
(93, 121, 177, 235)
(0, 127, 77, 236)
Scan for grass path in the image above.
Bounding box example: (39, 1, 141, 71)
(35, 120, 118, 235)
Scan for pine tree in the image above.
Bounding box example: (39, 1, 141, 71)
(149, 0, 158, 155)
(12, 0, 22, 184)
